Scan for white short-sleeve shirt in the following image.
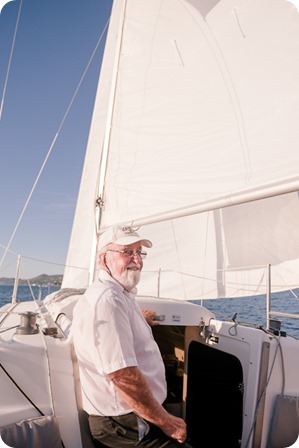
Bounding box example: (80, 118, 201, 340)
(72, 270, 167, 416)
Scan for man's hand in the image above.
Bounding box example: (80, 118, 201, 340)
(160, 413, 187, 443)
(109, 367, 188, 443)
(141, 308, 160, 326)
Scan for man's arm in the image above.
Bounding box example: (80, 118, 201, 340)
(108, 366, 187, 443)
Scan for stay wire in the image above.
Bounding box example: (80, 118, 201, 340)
(0, 0, 23, 121)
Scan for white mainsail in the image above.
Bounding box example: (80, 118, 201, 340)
(63, 0, 299, 300)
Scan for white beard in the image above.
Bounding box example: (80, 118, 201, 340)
(110, 263, 141, 291)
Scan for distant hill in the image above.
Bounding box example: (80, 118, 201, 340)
(0, 274, 63, 286)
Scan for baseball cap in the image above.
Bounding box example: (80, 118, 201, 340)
(98, 225, 153, 252)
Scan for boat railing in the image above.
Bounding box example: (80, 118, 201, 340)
(266, 264, 299, 331)
(148, 264, 299, 331)
(9, 258, 299, 331)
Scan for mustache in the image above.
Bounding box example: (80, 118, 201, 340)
(127, 263, 141, 270)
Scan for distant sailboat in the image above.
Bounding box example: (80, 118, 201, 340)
(1, 1, 299, 447)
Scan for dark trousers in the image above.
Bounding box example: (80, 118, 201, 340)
(88, 413, 193, 448)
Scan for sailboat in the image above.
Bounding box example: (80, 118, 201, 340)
(1, 0, 299, 446)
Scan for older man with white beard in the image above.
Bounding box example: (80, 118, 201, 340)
(72, 225, 192, 448)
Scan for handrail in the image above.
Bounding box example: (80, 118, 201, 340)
(270, 311, 299, 320)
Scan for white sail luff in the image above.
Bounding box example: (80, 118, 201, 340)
(97, 1, 127, 200)
(62, 0, 125, 288)
(90, 1, 127, 282)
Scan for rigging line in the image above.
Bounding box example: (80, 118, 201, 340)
(26, 278, 38, 302)
(54, 14, 111, 138)
(0, 17, 110, 272)
(0, 0, 23, 121)
(0, 362, 45, 416)
(23, 253, 89, 273)
(39, 323, 58, 424)
(0, 302, 20, 326)
(244, 335, 282, 448)
(0, 133, 58, 273)
(0, 242, 18, 255)
(0, 324, 20, 334)
(37, 317, 67, 448)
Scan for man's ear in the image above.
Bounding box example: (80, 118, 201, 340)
(99, 252, 106, 266)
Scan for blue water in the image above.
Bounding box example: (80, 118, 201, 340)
(193, 289, 299, 338)
(1, 285, 299, 338)
(0, 284, 60, 304)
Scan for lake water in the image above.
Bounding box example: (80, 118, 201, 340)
(1, 284, 299, 338)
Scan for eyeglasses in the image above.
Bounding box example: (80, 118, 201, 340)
(106, 249, 147, 259)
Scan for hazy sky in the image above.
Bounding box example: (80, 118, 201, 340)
(0, 0, 112, 278)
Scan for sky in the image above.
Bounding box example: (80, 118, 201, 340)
(0, 0, 112, 278)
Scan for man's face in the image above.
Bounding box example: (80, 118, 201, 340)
(104, 241, 144, 291)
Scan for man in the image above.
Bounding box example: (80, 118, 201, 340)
(72, 225, 192, 447)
